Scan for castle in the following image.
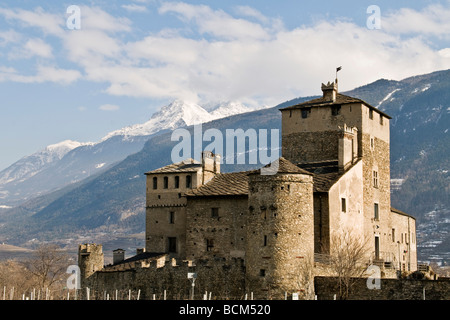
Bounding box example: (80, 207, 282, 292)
(78, 80, 418, 299)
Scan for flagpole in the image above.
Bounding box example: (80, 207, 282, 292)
(336, 66, 342, 86)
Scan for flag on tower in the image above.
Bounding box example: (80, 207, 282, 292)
(336, 66, 342, 72)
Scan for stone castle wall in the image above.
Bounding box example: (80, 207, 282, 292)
(83, 258, 246, 300)
(185, 196, 248, 261)
(314, 276, 450, 300)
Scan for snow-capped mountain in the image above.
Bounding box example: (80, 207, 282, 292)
(100, 100, 253, 141)
(0, 140, 88, 185)
(0, 100, 254, 207)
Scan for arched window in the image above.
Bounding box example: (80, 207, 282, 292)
(174, 176, 180, 189)
(152, 177, 157, 189)
(163, 176, 169, 189)
(186, 175, 192, 188)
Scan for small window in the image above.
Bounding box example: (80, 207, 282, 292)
(331, 105, 341, 116)
(168, 237, 177, 253)
(263, 235, 268, 246)
(211, 207, 219, 218)
(259, 269, 266, 277)
(163, 176, 169, 189)
(392, 228, 395, 242)
(374, 203, 379, 221)
(373, 170, 378, 188)
(152, 177, 158, 189)
(380, 115, 384, 125)
(289, 110, 292, 118)
(301, 108, 311, 119)
(369, 109, 373, 120)
(261, 208, 267, 220)
(206, 239, 214, 251)
(169, 211, 175, 224)
(174, 176, 180, 189)
(370, 138, 374, 150)
(186, 175, 192, 188)
(341, 198, 346, 213)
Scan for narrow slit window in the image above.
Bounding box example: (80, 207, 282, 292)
(211, 207, 219, 218)
(374, 203, 379, 221)
(163, 176, 169, 189)
(341, 198, 346, 213)
(152, 177, 158, 189)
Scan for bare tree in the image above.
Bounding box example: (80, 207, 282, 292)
(329, 230, 370, 300)
(296, 253, 315, 300)
(24, 244, 69, 290)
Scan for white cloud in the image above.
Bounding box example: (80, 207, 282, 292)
(234, 5, 269, 24)
(79, 6, 132, 33)
(122, 4, 148, 13)
(159, 2, 272, 40)
(0, 30, 22, 46)
(382, 4, 450, 37)
(0, 7, 64, 36)
(99, 104, 120, 111)
(0, 65, 81, 84)
(2, 3, 450, 106)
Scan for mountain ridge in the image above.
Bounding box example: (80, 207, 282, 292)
(0, 69, 449, 264)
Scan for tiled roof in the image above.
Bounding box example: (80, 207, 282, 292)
(391, 207, 416, 220)
(248, 157, 313, 175)
(280, 93, 392, 119)
(106, 252, 167, 267)
(185, 171, 250, 197)
(186, 158, 344, 197)
(145, 159, 202, 174)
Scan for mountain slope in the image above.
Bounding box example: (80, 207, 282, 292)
(1, 69, 449, 263)
(0, 100, 254, 207)
(0, 140, 86, 186)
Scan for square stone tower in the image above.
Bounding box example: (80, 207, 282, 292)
(280, 80, 394, 265)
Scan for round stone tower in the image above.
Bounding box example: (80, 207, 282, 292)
(245, 157, 314, 299)
(78, 243, 104, 287)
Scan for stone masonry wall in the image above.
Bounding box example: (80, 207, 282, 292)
(246, 173, 314, 299)
(84, 258, 246, 300)
(314, 276, 450, 300)
(185, 196, 248, 261)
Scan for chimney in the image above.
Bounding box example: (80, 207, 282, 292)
(113, 249, 125, 265)
(201, 151, 220, 184)
(338, 125, 357, 171)
(136, 248, 145, 255)
(321, 81, 338, 102)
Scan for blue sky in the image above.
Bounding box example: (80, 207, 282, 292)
(1, 0, 450, 170)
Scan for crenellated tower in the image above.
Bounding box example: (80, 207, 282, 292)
(245, 158, 314, 299)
